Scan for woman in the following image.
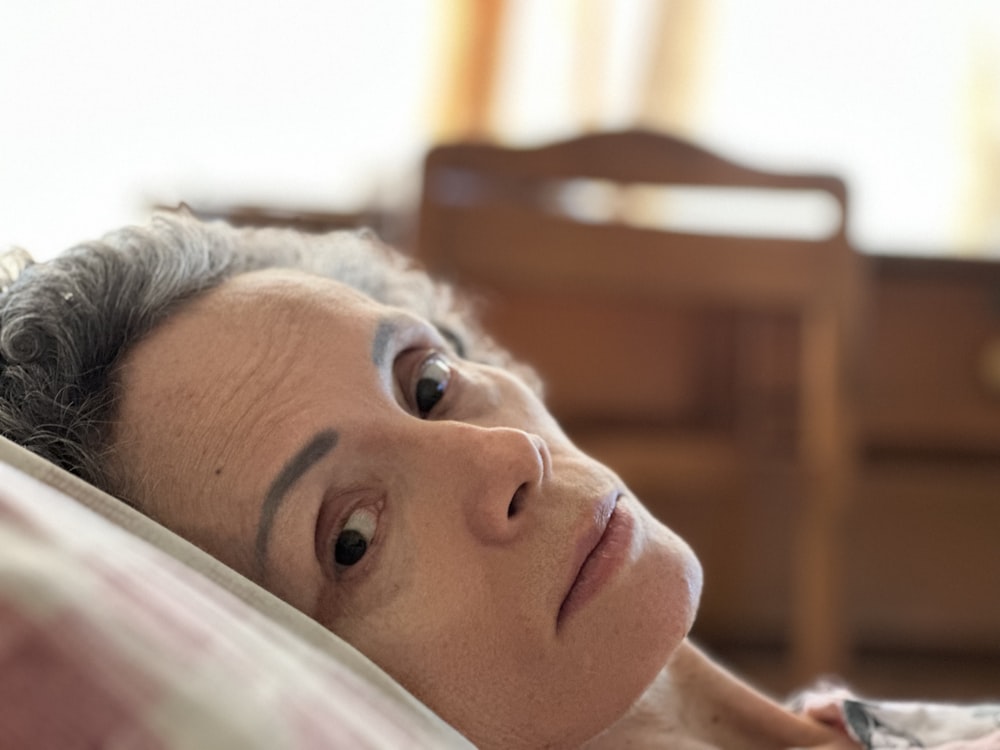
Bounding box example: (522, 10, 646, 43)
(0, 214, 854, 749)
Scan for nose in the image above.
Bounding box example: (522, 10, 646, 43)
(432, 423, 548, 544)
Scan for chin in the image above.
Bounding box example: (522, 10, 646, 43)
(648, 504, 704, 631)
(529, 500, 703, 748)
(628, 494, 703, 638)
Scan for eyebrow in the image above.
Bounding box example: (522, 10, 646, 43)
(371, 317, 399, 368)
(254, 429, 339, 575)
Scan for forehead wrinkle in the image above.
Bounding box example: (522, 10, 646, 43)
(213, 320, 304, 443)
(189, 293, 313, 486)
(118, 269, 391, 582)
(119, 281, 311, 548)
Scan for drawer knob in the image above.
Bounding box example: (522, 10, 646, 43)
(980, 339, 1000, 394)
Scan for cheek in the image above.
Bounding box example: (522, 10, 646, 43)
(318, 549, 571, 746)
(339, 613, 591, 750)
(321, 583, 510, 743)
(321, 515, 702, 750)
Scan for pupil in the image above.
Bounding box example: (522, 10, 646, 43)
(416, 376, 444, 414)
(334, 529, 368, 566)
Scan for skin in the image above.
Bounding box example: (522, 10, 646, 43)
(113, 268, 704, 749)
(585, 643, 855, 749)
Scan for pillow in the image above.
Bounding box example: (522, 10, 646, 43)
(0, 435, 473, 749)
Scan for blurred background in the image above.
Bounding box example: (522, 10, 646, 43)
(5, 0, 1000, 258)
(3, 0, 998, 701)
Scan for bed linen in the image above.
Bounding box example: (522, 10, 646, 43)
(795, 683, 1000, 749)
(3, 433, 997, 750)
(0, 435, 473, 749)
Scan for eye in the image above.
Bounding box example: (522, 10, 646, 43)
(414, 352, 452, 417)
(333, 506, 377, 567)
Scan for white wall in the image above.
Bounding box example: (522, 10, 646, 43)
(697, 0, 998, 256)
(493, 0, 1000, 256)
(0, 0, 437, 259)
(3, 1, 999, 260)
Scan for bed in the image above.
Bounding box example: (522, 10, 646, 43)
(0, 433, 473, 749)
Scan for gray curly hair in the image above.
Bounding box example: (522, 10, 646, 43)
(0, 212, 531, 504)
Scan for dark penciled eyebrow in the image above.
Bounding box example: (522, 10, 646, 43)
(254, 429, 339, 575)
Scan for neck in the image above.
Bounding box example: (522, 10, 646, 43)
(583, 640, 845, 749)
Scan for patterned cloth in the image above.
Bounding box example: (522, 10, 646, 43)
(0, 453, 473, 750)
(795, 684, 1000, 749)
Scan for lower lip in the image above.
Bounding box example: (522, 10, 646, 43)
(557, 501, 635, 627)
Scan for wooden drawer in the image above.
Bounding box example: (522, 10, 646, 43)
(862, 258, 1000, 453)
(477, 289, 738, 425)
(848, 459, 1000, 649)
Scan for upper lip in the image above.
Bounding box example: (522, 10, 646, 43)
(559, 491, 619, 611)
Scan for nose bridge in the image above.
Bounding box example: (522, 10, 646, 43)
(468, 422, 543, 477)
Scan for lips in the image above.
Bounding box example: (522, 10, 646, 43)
(557, 492, 633, 628)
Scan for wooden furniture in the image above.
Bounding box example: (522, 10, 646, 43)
(851, 256, 1000, 655)
(416, 130, 866, 681)
(716, 255, 1000, 699)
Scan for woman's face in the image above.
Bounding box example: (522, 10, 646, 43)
(115, 269, 702, 749)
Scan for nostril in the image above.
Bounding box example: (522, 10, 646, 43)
(508, 483, 527, 518)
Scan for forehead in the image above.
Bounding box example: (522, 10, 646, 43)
(202, 268, 382, 321)
(122, 268, 383, 400)
(113, 268, 383, 517)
